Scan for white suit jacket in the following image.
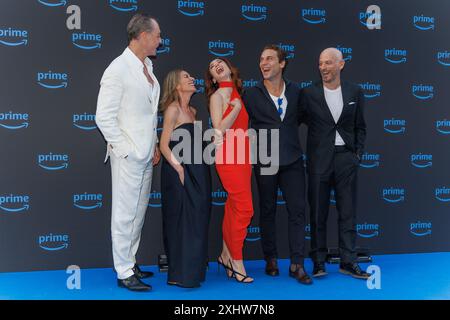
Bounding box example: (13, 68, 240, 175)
(96, 47, 160, 163)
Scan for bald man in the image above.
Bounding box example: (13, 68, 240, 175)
(300, 48, 369, 279)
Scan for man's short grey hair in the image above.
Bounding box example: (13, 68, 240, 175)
(127, 13, 157, 43)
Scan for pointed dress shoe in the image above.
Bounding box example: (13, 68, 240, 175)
(132, 264, 154, 279)
(289, 264, 313, 285)
(265, 258, 280, 276)
(339, 262, 370, 280)
(117, 274, 152, 292)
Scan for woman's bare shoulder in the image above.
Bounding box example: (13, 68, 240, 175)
(164, 103, 181, 119)
(189, 106, 198, 115)
(210, 91, 223, 102)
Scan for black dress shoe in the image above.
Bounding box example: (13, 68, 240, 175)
(289, 264, 313, 285)
(265, 258, 279, 276)
(312, 262, 328, 278)
(168, 281, 201, 288)
(132, 264, 154, 279)
(339, 262, 370, 280)
(117, 275, 152, 291)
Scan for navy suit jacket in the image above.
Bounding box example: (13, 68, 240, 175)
(242, 79, 305, 167)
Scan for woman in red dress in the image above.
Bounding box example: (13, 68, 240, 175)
(206, 58, 254, 283)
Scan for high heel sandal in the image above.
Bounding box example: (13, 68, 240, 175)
(228, 260, 254, 284)
(217, 256, 234, 279)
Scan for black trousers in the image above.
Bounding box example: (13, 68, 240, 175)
(309, 148, 359, 264)
(254, 157, 307, 265)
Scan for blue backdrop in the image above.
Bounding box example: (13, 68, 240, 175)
(0, 0, 449, 272)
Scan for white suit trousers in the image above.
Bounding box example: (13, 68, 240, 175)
(110, 152, 153, 280)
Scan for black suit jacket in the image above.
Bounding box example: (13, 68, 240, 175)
(301, 81, 366, 175)
(242, 79, 304, 167)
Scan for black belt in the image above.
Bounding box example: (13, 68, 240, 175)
(334, 145, 349, 153)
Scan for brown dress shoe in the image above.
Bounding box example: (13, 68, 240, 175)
(265, 258, 279, 276)
(289, 264, 313, 285)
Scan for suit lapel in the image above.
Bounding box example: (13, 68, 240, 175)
(316, 83, 336, 123)
(283, 81, 295, 120)
(146, 62, 160, 113)
(256, 82, 281, 123)
(123, 51, 153, 104)
(337, 81, 351, 124)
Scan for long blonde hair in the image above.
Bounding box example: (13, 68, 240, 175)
(160, 69, 183, 112)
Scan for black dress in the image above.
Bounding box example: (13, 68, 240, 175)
(161, 122, 211, 288)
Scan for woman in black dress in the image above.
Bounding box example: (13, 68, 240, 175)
(159, 69, 211, 288)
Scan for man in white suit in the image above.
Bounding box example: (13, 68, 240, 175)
(96, 13, 161, 292)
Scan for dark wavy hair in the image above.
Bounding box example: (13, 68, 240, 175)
(261, 44, 288, 74)
(205, 58, 243, 109)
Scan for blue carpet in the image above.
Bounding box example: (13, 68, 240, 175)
(1, 252, 449, 300)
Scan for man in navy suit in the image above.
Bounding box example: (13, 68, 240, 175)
(243, 45, 312, 285)
(301, 48, 369, 279)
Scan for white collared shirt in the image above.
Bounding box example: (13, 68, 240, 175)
(324, 86, 345, 146)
